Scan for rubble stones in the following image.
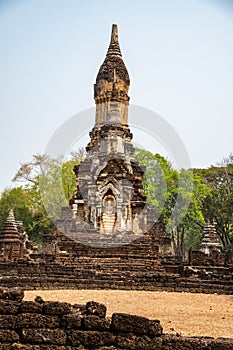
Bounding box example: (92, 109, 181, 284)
(15, 313, 60, 329)
(19, 301, 43, 314)
(83, 315, 111, 330)
(0, 315, 16, 328)
(67, 330, 115, 348)
(43, 301, 72, 315)
(86, 301, 107, 318)
(21, 329, 67, 345)
(115, 333, 162, 350)
(0, 289, 232, 349)
(61, 314, 82, 329)
(0, 329, 19, 343)
(72, 303, 86, 315)
(111, 313, 156, 335)
(34, 296, 44, 304)
(0, 300, 19, 314)
(1, 287, 24, 301)
(149, 320, 163, 336)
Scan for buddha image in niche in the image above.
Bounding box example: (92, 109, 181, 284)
(101, 194, 117, 234)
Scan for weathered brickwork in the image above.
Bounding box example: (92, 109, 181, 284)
(0, 288, 232, 349)
(69, 24, 148, 238)
(0, 256, 233, 294)
(0, 210, 38, 262)
(1, 24, 233, 298)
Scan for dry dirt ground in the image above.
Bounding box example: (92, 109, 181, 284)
(24, 290, 233, 339)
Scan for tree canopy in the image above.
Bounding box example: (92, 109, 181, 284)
(134, 149, 211, 253)
(0, 150, 232, 253)
(0, 152, 83, 244)
(193, 154, 233, 246)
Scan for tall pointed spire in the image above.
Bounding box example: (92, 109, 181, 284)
(106, 24, 122, 57)
(70, 23, 148, 240)
(94, 23, 130, 113)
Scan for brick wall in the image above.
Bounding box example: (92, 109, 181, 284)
(0, 288, 233, 349)
(0, 261, 233, 295)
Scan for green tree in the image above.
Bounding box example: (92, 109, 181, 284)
(0, 187, 32, 229)
(194, 154, 233, 246)
(135, 149, 210, 254)
(62, 158, 80, 201)
(134, 148, 179, 223)
(13, 154, 65, 221)
(9, 152, 83, 243)
(0, 186, 51, 245)
(173, 171, 210, 255)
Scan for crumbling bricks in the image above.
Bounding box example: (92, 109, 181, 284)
(0, 288, 232, 349)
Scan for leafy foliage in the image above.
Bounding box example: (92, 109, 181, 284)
(0, 150, 232, 253)
(194, 154, 233, 246)
(0, 186, 51, 245)
(135, 148, 212, 253)
(0, 152, 83, 244)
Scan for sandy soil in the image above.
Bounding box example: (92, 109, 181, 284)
(24, 290, 233, 339)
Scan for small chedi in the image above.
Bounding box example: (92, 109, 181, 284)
(0, 210, 38, 262)
(199, 220, 222, 254)
(189, 221, 227, 267)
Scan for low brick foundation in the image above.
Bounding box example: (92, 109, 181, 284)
(0, 288, 232, 349)
(0, 260, 233, 295)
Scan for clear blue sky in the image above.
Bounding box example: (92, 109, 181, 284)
(0, 0, 233, 192)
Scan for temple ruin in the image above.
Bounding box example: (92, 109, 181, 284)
(0, 24, 232, 294)
(69, 24, 148, 239)
(0, 210, 38, 262)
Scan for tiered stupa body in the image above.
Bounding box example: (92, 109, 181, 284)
(70, 24, 147, 236)
(199, 221, 222, 254)
(0, 210, 22, 260)
(0, 210, 38, 261)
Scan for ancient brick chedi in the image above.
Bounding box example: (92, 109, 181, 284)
(0, 210, 22, 261)
(199, 221, 222, 254)
(0, 210, 38, 261)
(69, 24, 147, 236)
